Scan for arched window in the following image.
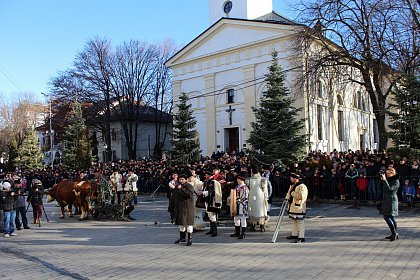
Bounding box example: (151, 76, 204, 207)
(317, 80, 323, 98)
(227, 89, 235, 104)
(337, 95, 344, 106)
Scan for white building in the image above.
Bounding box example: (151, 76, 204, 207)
(166, 0, 378, 156)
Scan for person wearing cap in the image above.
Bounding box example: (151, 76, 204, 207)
(169, 174, 195, 246)
(199, 169, 222, 237)
(286, 172, 308, 243)
(1, 181, 18, 237)
(27, 179, 44, 225)
(229, 173, 249, 239)
(13, 179, 30, 230)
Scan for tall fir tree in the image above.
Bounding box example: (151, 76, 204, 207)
(7, 139, 19, 172)
(170, 92, 200, 164)
(247, 51, 306, 166)
(17, 130, 44, 170)
(62, 98, 92, 170)
(387, 74, 420, 159)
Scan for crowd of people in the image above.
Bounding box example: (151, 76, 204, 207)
(1, 148, 419, 244)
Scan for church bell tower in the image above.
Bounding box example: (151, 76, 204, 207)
(209, 0, 273, 25)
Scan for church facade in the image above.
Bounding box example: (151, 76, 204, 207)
(166, 0, 378, 156)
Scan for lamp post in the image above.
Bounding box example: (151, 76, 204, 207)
(41, 92, 54, 169)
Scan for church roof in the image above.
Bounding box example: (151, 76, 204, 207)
(254, 11, 299, 25)
(166, 11, 303, 67)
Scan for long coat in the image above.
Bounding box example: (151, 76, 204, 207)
(288, 182, 308, 218)
(380, 175, 399, 217)
(169, 182, 194, 226)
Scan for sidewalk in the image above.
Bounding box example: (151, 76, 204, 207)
(0, 196, 419, 280)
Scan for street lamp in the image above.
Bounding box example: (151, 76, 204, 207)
(41, 92, 54, 169)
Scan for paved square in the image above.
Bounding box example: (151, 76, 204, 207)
(1, 196, 419, 280)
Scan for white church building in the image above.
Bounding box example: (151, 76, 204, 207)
(166, 0, 378, 156)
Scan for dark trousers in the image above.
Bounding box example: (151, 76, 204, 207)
(15, 206, 29, 229)
(383, 215, 397, 233)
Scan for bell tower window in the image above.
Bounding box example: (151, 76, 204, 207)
(227, 89, 235, 104)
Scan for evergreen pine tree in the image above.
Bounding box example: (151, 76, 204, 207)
(387, 74, 420, 159)
(7, 139, 19, 172)
(247, 51, 306, 166)
(170, 92, 200, 164)
(18, 130, 44, 170)
(62, 98, 92, 170)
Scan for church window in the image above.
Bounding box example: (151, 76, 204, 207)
(337, 95, 344, 106)
(373, 119, 379, 144)
(317, 105, 324, 140)
(317, 80, 323, 98)
(111, 129, 117, 141)
(338, 110, 344, 141)
(227, 89, 235, 104)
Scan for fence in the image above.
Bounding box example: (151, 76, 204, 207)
(136, 175, 420, 203)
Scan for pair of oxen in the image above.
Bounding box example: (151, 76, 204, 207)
(45, 180, 92, 221)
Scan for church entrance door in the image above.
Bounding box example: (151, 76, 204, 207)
(224, 127, 239, 153)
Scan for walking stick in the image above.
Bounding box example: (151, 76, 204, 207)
(41, 204, 50, 223)
(271, 198, 288, 243)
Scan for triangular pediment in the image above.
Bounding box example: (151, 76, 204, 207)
(166, 18, 299, 67)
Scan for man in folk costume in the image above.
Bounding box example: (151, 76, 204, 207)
(286, 172, 308, 243)
(229, 173, 249, 239)
(187, 169, 205, 231)
(247, 166, 269, 232)
(169, 174, 195, 246)
(200, 170, 222, 237)
(109, 168, 123, 204)
(123, 169, 138, 220)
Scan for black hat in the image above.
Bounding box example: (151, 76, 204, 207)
(290, 172, 301, 179)
(204, 169, 213, 176)
(178, 174, 188, 180)
(236, 173, 247, 180)
(14, 179, 21, 184)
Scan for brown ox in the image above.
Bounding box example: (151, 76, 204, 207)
(46, 180, 91, 220)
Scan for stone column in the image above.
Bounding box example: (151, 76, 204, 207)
(243, 65, 256, 149)
(205, 74, 216, 155)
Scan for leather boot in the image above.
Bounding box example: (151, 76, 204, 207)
(238, 227, 246, 239)
(230, 226, 240, 237)
(211, 222, 217, 237)
(175, 231, 186, 244)
(186, 232, 192, 246)
(205, 222, 214, 235)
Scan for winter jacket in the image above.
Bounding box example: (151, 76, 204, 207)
(168, 182, 194, 226)
(1, 191, 15, 211)
(380, 175, 399, 217)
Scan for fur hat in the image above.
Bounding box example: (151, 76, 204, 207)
(236, 173, 247, 181)
(290, 172, 301, 180)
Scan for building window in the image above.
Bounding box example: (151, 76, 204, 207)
(338, 110, 344, 141)
(337, 95, 344, 106)
(317, 80, 323, 98)
(227, 89, 235, 104)
(357, 91, 362, 110)
(111, 129, 117, 141)
(317, 105, 324, 140)
(373, 119, 379, 144)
